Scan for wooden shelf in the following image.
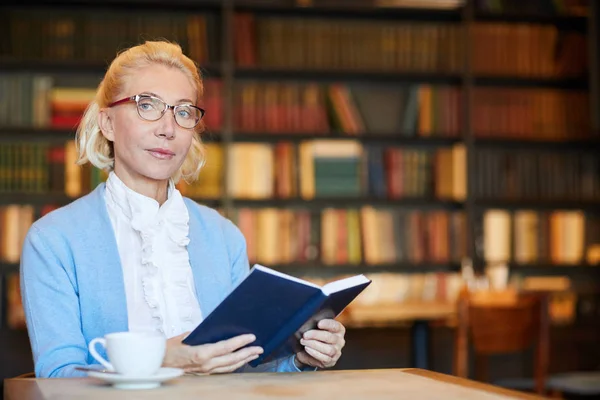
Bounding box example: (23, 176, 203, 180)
(231, 198, 464, 209)
(474, 199, 600, 211)
(269, 262, 461, 278)
(474, 12, 587, 28)
(0, 193, 222, 208)
(473, 137, 600, 151)
(509, 263, 600, 276)
(471, 260, 600, 276)
(0, 128, 223, 143)
(474, 75, 588, 89)
(0, 59, 222, 76)
(1, 192, 463, 209)
(235, 1, 463, 21)
(0, 192, 80, 206)
(8, 0, 222, 11)
(0, 127, 76, 143)
(234, 68, 463, 84)
(0, 261, 460, 277)
(0, 128, 461, 146)
(229, 133, 462, 145)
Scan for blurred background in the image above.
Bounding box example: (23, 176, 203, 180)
(0, 0, 599, 398)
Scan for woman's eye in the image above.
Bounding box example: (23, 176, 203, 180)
(178, 109, 192, 118)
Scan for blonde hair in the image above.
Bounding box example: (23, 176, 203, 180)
(75, 40, 206, 184)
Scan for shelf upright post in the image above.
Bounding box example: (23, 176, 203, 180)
(221, 0, 235, 216)
(463, 0, 478, 271)
(590, 0, 600, 136)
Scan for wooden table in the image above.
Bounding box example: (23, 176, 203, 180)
(5, 368, 547, 400)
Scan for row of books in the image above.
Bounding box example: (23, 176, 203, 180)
(228, 207, 467, 266)
(231, 82, 462, 136)
(4, 141, 600, 205)
(472, 24, 587, 78)
(194, 142, 466, 200)
(0, 140, 466, 200)
(6, 140, 600, 204)
(235, 14, 464, 73)
(0, 142, 107, 197)
(1, 6, 590, 76)
(2, 74, 592, 142)
(481, 209, 600, 265)
(0, 74, 461, 137)
(472, 88, 589, 139)
(1, 10, 220, 64)
(4, 202, 600, 267)
(473, 149, 600, 202)
(0, 204, 36, 263)
(0, 74, 222, 131)
(235, 14, 587, 77)
(0, 203, 463, 266)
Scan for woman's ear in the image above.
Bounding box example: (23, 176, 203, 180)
(98, 109, 115, 142)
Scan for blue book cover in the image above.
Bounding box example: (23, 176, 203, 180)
(182, 264, 372, 367)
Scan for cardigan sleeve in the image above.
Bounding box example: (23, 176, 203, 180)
(20, 225, 88, 378)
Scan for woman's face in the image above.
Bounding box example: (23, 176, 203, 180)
(100, 64, 197, 184)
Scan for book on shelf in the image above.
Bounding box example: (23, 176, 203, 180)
(481, 209, 599, 265)
(182, 264, 371, 367)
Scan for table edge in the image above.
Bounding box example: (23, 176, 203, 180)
(5, 368, 549, 400)
(401, 369, 548, 400)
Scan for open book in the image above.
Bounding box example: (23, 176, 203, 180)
(182, 264, 372, 367)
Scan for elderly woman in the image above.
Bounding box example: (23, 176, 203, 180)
(20, 40, 346, 378)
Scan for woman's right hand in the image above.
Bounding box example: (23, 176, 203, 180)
(162, 332, 263, 374)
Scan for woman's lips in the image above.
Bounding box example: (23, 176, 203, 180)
(147, 148, 175, 160)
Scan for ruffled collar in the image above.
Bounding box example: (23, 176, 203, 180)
(104, 171, 189, 245)
(104, 171, 197, 335)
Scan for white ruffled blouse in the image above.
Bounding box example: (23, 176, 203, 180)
(104, 172, 203, 339)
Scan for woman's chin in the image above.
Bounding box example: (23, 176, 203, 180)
(139, 169, 178, 183)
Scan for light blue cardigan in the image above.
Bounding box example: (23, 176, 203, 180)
(20, 183, 304, 377)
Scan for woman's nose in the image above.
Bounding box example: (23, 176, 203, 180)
(155, 109, 178, 139)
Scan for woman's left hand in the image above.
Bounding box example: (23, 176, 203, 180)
(295, 319, 346, 369)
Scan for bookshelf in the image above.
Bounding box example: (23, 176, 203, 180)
(0, 0, 599, 333)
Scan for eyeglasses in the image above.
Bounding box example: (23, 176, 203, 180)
(108, 94, 205, 129)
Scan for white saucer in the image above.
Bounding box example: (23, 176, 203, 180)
(87, 367, 184, 390)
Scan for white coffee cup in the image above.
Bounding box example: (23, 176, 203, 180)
(88, 331, 166, 376)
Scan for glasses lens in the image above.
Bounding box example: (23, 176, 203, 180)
(174, 105, 200, 129)
(137, 96, 164, 121)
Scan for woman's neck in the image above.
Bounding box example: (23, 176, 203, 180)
(112, 167, 169, 206)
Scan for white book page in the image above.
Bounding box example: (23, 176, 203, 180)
(322, 275, 370, 296)
(252, 264, 321, 289)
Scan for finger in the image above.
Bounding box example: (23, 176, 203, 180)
(205, 334, 257, 358)
(204, 346, 263, 372)
(296, 350, 322, 369)
(304, 346, 333, 365)
(303, 329, 338, 344)
(210, 353, 260, 374)
(317, 319, 345, 334)
(300, 339, 338, 358)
